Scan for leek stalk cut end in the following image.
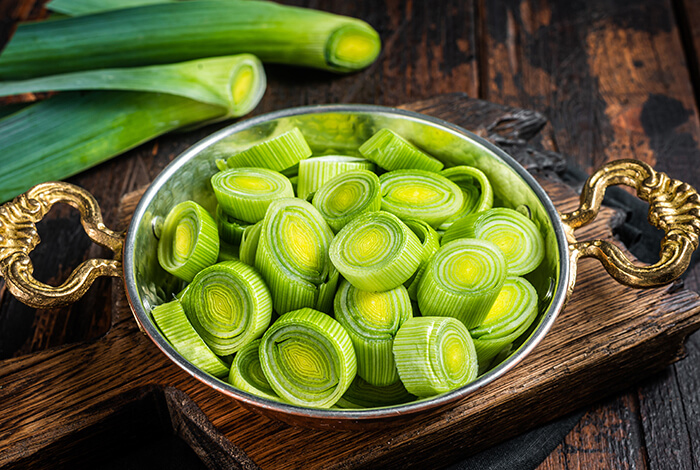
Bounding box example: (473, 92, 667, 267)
(326, 23, 381, 72)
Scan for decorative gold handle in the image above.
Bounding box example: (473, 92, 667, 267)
(0, 182, 123, 308)
(561, 159, 700, 287)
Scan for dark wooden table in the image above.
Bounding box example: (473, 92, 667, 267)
(1, 0, 700, 468)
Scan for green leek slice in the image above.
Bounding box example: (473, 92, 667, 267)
(158, 200, 220, 282)
(312, 169, 382, 233)
(470, 276, 538, 368)
(417, 239, 506, 328)
(216, 205, 248, 246)
(296, 156, 374, 200)
(402, 218, 441, 301)
(212, 168, 294, 223)
(151, 299, 229, 378)
(379, 169, 464, 228)
(393, 316, 478, 397)
(329, 211, 423, 292)
(0, 54, 266, 119)
(0, 1, 381, 79)
(239, 220, 263, 266)
(225, 128, 312, 173)
(255, 198, 335, 315)
(335, 376, 416, 409)
(181, 260, 272, 356)
(438, 165, 494, 231)
(217, 240, 240, 262)
(358, 128, 444, 172)
(315, 265, 339, 315)
(442, 208, 545, 276)
(260, 308, 356, 408)
(228, 339, 278, 401)
(333, 279, 412, 386)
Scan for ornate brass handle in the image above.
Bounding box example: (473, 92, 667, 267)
(0, 182, 123, 308)
(561, 159, 700, 287)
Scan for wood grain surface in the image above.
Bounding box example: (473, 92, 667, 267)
(2, 1, 700, 469)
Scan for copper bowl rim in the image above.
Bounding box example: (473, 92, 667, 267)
(123, 104, 571, 425)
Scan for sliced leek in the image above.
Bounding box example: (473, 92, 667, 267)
(402, 218, 441, 301)
(216, 205, 248, 246)
(442, 208, 545, 276)
(359, 128, 444, 172)
(228, 339, 278, 401)
(0, 55, 266, 119)
(212, 168, 294, 223)
(0, 1, 381, 79)
(335, 376, 416, 409)
(225, 128, 312, 173)
(393, 316, 478, 397)
(329, 211, 423, 292)
(312, 169, 381, 233)
(260, 308, 356, 408)
(379, 170, 463, 228)
(438, 166, 494, 230)
(217, 240, 240, 262)
(240, 220, 263, 266)
(181, 260, 272, 356)
(315, 264, 339, 315)
(334, 279, 412, 386)
(158, 200, 220, 282)
(255, 198, 334, 315)
(296, 156, 374, 200)
(417, 239, 506, 328)
(151, 299, 229, 378)
(470, 277, 538, 369)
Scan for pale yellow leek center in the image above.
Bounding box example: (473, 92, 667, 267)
(233, 66, 254, 104)
(393, 185, 440, 204)
(483, 284, 517, 324)
(286, 218, 320, 271)
(356, 290, 391, 329)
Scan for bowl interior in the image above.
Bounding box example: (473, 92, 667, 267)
(124, 105, 569, 421)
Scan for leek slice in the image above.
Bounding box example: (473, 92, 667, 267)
(470, 277, 538, 368)
(329, 211, 422, 292)
(158, 200, 220, 283)
(216, 205, 248, 246)
(438, 166, 494, 230)
(393, 316, 478, 397)
(442, 208, 545, 276)
(296, 156, 374, 200)
(228, 339, 278, 401)
(212, 168, 294, 224)
(260, 308, 356, 408)
(417, 239, 506, 328)
(0, 1, 381, 79)
(255, 198, 335, 315)
(312, 169, 382, 233)
(335, 376, 416, 409)
(239, 221, 263, 266)
(151, 299, 229, 378)
(0, 55, 266, 119)
(334, 279, 412, 386)
(379, 170, 463, 228)
(402, 218, 441, 301)
(225, 128, 312, 173)
(181, 260, 272, 356)
(217, 240, 240, 262)
(315, 265, 339, 315)
(358, 128, 444, 172)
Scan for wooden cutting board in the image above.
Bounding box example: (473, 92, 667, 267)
(2, 94, 699, 470)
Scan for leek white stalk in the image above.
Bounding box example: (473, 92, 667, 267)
(157, 200, 220, 282)
(402, 218, 441, 300)
(438, 165, 494, 230)
(334, 279, 412, 386)
(225, 128, 312, 173)
(260, 308, 356, 408)
(417, 239, 506, 328)
(393, 316, 478, 397)
(297, 155, 374, 200)
(228, 339, 278, 401)
(216, 205, 248, 246)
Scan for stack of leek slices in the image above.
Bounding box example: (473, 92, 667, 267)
(152, 126, 546, 409)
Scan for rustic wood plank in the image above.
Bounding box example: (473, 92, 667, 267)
(2, 94, 699, 470)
